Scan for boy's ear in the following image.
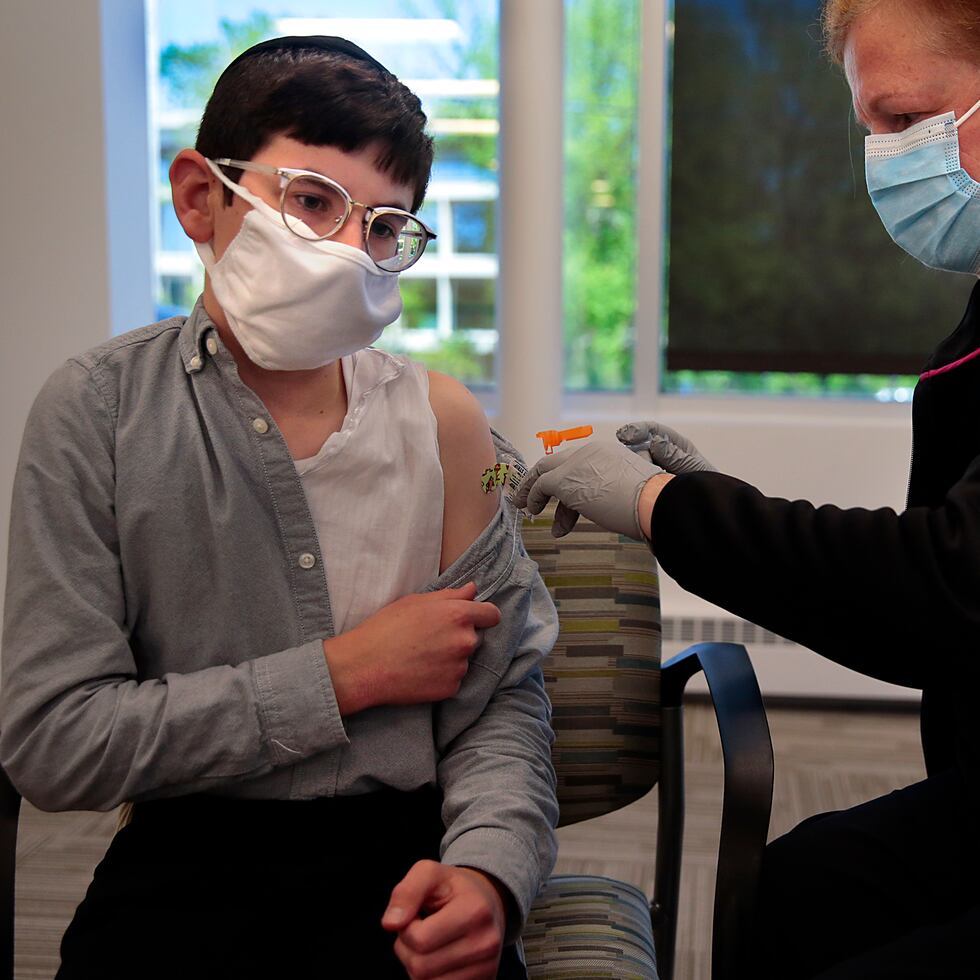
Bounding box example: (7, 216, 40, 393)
(170, 149, 218, 244)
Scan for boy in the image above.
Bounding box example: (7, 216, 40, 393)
(0, 36, 558, 979)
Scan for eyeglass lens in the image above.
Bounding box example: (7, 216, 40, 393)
(281, 173, 427, 272)
(281, 175, 348, 241)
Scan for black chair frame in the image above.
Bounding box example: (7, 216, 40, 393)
(0, 761, 18, 980)
(653, 642, 775, 980)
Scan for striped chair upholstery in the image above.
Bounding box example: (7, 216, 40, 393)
(520, 507, 661, 978)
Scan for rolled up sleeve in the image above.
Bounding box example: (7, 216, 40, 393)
(436, 561, 559, 938)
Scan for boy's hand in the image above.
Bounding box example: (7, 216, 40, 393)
(324, 583, 501, 716)
(383, 860, 507, 980)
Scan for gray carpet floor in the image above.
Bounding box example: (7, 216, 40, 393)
(12, 701, 925, 979)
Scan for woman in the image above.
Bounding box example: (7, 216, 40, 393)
(516, 1, 980, 977)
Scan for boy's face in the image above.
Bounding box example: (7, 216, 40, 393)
(208, 134, 417, 262)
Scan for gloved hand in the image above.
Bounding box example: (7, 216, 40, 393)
(617, 421, 716, 474)
(513, 441, 663, 539)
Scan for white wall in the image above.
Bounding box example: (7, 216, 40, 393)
(0, 0, 113, 631)
(0, 0, 152, 632)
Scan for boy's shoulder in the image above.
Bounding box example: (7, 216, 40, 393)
(425, 369, 500, 569)
(71, 315, 185, 374)
(425, 369, 495, 470)
(426, 368, 483, 423)
(30, 315, 187, 426)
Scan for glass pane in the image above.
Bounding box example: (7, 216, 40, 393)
(158, 274, 202, 319)
(149, 1, 499, 388)
(417, 201, 439, 235)
(453, 279, 494, 330)
(453, 200, 495, 253)
(563, 0, 640, 392)
(410, 279, 496, 385)
(399, 279, 438, 330)
(664, 0, 973, 401)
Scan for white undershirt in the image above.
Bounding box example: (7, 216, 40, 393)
(294, 348, 444, 635)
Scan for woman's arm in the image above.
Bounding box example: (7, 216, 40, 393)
(650, 464, 980, 688)
(517, 435, 980, 689)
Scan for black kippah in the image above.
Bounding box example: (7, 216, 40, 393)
(218, 35, 392, 83)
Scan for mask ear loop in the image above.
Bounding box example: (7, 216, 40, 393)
(955, 97, 980, 130)
(195, 160, 288, 273)
(203, 158, 318, 236)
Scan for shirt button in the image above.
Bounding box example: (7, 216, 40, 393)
(206, 337, 218, 355)
(189, 355, 203, 371)
(298, 553, 317, 569)
(252, 417, 269, 434)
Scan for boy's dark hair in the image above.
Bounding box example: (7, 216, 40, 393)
(196, 36, 434, 211)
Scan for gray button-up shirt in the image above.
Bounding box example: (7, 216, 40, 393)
(1, 302, 559, 923)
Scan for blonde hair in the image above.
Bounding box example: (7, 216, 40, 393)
(823, 0, 980, 65)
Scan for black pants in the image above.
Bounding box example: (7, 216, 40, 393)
(57, 788, 527, 979)
(753, 770, 980, 979)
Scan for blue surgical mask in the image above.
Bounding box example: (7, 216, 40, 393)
(866, 97, 980, 275)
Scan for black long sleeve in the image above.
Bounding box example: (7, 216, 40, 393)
(650, 460, 980, 690)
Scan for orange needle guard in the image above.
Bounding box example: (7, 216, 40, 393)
(536, 425, 594, 455)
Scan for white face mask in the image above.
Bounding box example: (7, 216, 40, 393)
(196, 159, 403, 371)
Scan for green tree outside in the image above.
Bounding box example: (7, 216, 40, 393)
(160, 14, 276, 108)
(563, 0, 641, 391)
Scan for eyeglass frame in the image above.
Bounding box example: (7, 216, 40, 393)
(212, 158, 437, 271)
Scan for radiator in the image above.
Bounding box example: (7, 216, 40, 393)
(659, 615, 917, 703)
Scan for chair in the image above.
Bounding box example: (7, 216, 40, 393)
(519, 510, 773, 980)
(0, 760, 18, 980)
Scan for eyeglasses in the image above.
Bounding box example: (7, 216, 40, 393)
(212, 158, 436, 272)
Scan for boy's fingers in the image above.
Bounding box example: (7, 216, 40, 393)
(433, 581, 478, 600)
(382, 860, 446, 931)
(398, 899, 472, 954)
(469, 601, 501, 629)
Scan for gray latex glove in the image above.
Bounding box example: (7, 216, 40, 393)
(617, 421, 717, 474)
(513, 441, 663, 539)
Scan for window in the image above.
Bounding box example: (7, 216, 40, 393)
(150, 1, 499, 386)
(664, 0, 974, 400)
(453, 200, 495, 253)
(148, 2, 939, 411)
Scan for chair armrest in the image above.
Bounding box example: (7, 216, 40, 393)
(0, 765, 21, 980)
(653, 643, 773, 980)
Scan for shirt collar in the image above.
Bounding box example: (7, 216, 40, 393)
(177, 296, 219, 374)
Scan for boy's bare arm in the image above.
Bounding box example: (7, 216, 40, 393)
(427, 370, 500, 572)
